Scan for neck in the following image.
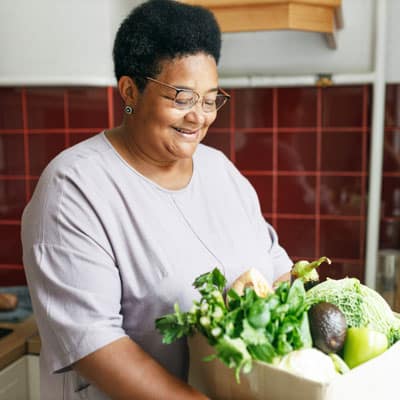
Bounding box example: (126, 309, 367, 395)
(106, 126, 194, 190)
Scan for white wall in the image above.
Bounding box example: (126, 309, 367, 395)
(386, 0, 400, 82)
(0, 0, 114, 85)
(219, 0, 374, 77)
(0, 0, 399, 85)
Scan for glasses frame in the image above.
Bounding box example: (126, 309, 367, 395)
(146, 77, 230, 112)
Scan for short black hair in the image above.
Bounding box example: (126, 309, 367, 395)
(113, 0, 221, 91)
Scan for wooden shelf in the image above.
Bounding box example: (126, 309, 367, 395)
(180, 0, 343, 49)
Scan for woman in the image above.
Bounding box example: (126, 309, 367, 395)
(21, 0, 292, 398)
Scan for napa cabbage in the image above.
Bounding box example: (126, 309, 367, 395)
(306, 278, 400, 344)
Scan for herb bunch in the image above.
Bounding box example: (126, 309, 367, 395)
(155, 268, 312, 381)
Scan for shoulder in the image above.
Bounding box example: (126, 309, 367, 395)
(22, 133, 112, 244)
(24, 133, 112, 219)
(45, 132, 112, 177)
(33, 132, 117, 196)
(195, 143, 234, 171)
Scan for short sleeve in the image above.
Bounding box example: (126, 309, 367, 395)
(29, 243, 126, 373)
(22, 165, 126, 374)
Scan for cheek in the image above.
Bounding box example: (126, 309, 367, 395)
(144, 101, 180, 125)
(200, 115, 216, 140)
(205, 113, 217, 127)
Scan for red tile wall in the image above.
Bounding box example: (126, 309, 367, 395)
(381, 85, 400, 250)
(204, 85, 371, 283)
(0, 85, 371, 286)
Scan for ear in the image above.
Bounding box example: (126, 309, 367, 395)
(118, 76, 139, 106)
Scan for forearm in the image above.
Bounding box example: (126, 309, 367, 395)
(74, 336, 208, 400)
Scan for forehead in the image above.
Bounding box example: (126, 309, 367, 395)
(157, 53, 218, 89)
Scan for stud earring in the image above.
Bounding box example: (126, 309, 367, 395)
(124, 105, 134, 115)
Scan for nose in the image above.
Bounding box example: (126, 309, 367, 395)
(184, 100, 207, 125)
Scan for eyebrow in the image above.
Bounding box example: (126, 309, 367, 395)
(175, 85, 219, 93)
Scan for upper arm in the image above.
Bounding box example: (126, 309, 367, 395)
(22, 168, 126, 373)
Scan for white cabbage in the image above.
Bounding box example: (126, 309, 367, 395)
(279, 348, 339, 382)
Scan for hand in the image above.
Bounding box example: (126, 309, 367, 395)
(273, 271, 291, 288)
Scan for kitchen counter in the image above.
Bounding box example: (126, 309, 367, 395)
(0, 315, 40, 370)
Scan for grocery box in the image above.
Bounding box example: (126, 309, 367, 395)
(188, 333, 400, 400)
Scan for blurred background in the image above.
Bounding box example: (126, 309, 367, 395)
(3, 1, 400, 397)
(0, 0, 399, 293)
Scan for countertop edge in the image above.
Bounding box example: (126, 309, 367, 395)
(0, 315, 40, 370)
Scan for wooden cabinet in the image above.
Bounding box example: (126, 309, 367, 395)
(0, 355, 40, 400)
(179, 0, 343, 48)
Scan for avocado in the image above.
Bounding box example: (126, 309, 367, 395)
(308, 302, 347, 354)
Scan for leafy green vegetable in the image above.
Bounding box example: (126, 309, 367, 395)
(155, 268, 312, 381)
(247, 299, 271, 328)
(306, 277, 400, 344)
(211, 336, 252, 382)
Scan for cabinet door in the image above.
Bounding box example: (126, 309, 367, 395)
(27, 355, 40, 400)
(0, 356, 28, 400)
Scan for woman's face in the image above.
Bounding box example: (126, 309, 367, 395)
(132, 53, 219, 164)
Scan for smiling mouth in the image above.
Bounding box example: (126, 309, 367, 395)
(173, 127, 200, 136)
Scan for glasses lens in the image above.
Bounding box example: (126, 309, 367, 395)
(215, 94, 229, 111)
(175, 90, 196, 109)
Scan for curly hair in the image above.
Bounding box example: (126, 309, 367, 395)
(113, 0, 221, 91)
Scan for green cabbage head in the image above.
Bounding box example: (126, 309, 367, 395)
(306, 278, 400, 345)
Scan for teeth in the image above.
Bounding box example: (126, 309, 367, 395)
(175, 128, 194, 134)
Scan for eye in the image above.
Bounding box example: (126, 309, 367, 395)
(175, 98, 192, 106)
(204, 98, 217, 106)
(175, 90, 194, 106)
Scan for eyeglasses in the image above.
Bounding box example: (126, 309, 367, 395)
(146, 77, 230, 113)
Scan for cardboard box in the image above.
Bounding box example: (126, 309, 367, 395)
(188, 333, 400, 400)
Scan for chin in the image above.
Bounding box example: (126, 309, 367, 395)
(169, 142, 199, 160)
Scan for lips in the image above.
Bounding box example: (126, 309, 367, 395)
(173, 127, 201, 140)
(174, 127, 199, 135)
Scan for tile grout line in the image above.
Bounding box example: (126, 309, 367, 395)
(107, 86, 114, 129)
(229, 90, 236, 163)
(21, 88, 31, 202)
(315, 87, 322, 259)
(272, 88, 278, 228)
(360, 85, 369, 268)
(263, 213, 365, 221)
(0, 220, 21, 225)
(64, 89, 70, 148)
(242, 170, 368, 177)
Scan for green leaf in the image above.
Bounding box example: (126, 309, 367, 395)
(226, 288, 241, 310)
(298, 311, 313, 348)
(193, 267, 226, 294)
(286, 279, 306, 315)
(247, 299, 271, 328)
(222, 308, 243, 337)
(274, 281, 290, 303)
(243, 287, 260, 307)
(248, 341, 276, 363)
(214, 335, 252, 383)
(276, 333, 293, 355)
(240, 319, 268, 345)
(155, 312, 193, 344)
